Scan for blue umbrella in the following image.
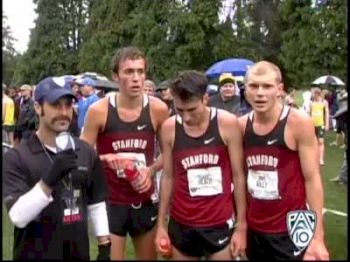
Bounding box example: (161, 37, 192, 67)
(206, 58, 255, 79)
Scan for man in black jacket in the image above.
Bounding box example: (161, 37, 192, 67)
(3, 76, 111, 260)
(155, 80, 175, 116)
(15, 84, 37, 142)
(209, 73, 241, 116)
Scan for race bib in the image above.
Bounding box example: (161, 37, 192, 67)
(247, 169, 281, 200)
(115, 152, 146, 178)
(187, 166, 223, 197)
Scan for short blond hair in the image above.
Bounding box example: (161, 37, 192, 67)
(245, 60, 282, 84)
(313, 87, 321, 95)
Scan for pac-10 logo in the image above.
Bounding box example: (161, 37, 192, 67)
(287, 210, 317, 252)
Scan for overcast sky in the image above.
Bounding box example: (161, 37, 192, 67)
(3, 0, 37, 54)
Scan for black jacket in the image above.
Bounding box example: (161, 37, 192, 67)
(16, 97, 37, 132)
(3, 134, 108, 259)
(209, 94, 241, 116)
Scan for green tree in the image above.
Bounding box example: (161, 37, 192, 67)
(222, 0, 260, 61)
(279, 0, 317, 88)
(212, 0, 287, 84)
(133, 0, 223, 81)
(78, 0, 137, 77)
(166, 0, 223, 76)
(13, 0, 89, 84)
(279, 0, 347, 88)
(2, 14, 18, 86)
(125, 0, 177, 81)
(309, 0, 347, 85)
(9, 0, 346, 88)
(79, 0, 223, 82)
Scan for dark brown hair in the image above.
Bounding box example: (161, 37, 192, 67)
(170, 70, 208, 101)
(111, 46, 148, 74)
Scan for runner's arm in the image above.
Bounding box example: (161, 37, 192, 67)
(156, 118, 175, 228)
(295, 114, 325, 241)
(324, 100, 329, 130)
(294, 111, 329, 260)
(225, 115, 247, 230)
(2, 100, 6, 123)
(149, 154, 163, 177)
(150, 96, 170, 175)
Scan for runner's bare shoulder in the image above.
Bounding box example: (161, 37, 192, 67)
(161, 115, 176, 131)
(216, 109, 240, 142)
(287, 107, 315, 139)
(160, 115, 176, 143)
(237, 113, 250, 135)
(86, 96, 109, 126)
(88, 96, 109, 112)
(216, 108, 238, 123)
(149, 95, 169, 113)
(149, 95, 170, 130)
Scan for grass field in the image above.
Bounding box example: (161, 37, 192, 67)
(2, 90, 348, 260)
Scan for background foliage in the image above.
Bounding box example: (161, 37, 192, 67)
(2, 0, 347, 89)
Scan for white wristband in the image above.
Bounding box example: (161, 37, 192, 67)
(9, 182, 53, 228)
(88, 202, 110, 237)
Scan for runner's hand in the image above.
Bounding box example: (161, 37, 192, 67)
(155, 225, 171, 255)
(230, 225, 247, 259)
(303, 238, 329, 260)
(132, 166, 152, 194)
(100, 153, 136, 170)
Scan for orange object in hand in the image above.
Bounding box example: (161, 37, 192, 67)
(159, 237, 172, 258)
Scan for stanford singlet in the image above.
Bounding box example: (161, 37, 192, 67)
(171, 108, 235, 227)
(243, 106, 307, 233)
(97, 94, 155, 205)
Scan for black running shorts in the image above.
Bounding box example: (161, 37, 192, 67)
(168, 216, 234, 258)
(246, 228, 306, 260)
(107, 200, 158, 237)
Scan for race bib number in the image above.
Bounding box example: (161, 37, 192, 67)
(247, 169, 281, 200)
(187, 166, 223, 197)
(115, 152, 146, 178)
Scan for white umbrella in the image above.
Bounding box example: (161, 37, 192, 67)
(312, 75, 345, 86)
(76, 72, 118, 90)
